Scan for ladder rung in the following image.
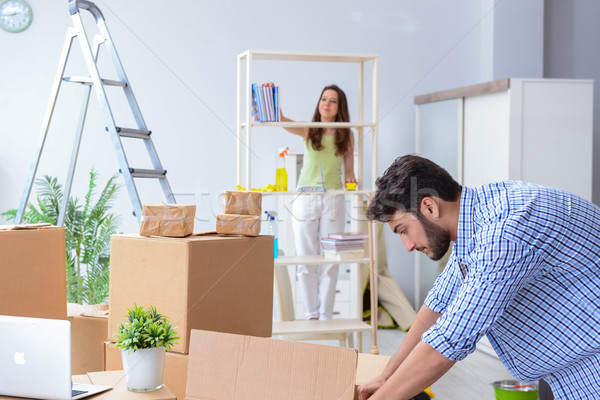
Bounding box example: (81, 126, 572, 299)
(114, 127, 152, 139)
(121, 168, 167, 179)
(63, 76, 127, 87)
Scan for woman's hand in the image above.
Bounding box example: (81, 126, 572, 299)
(345, 176, 357, 184)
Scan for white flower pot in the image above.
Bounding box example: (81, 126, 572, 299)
(121, 347, 166, 392)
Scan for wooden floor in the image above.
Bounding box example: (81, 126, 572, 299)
(295, 328, 516, 399)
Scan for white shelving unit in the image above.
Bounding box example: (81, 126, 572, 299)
(236, 50, 380, 353)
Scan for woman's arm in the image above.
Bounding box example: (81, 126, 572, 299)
(280, 111, 308, 138)
(343, 132, 356, 183)
(262, 82, 307, 138)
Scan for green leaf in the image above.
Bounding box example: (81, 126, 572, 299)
(115, 305, 179, 352)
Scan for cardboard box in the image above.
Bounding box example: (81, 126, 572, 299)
(139, 204, 196, 237)
(185, 330, 358, 400)
(107, 337, 391, 400)
(0, 224, 67, 320)
(108, 234, 274, 353)
(104, 342, 188, 400)
(68, 303, 109, 375)
(216, 213, 261, 236)
(74, 370, 176, 400)
(223, 190, 262, 215)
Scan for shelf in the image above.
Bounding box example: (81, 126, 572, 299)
(258, 189, 372, 196)
(241, 121, 377, 129)
(275, 255, 370, 266)
(272, 318, 371, 335)
(238, 50, 378, 63)
(237, 49, 379, 353)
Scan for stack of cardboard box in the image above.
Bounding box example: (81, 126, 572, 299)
(216, 191, 262, 236)
(104, 232, 274, 399)
(0, 223, 394, 399)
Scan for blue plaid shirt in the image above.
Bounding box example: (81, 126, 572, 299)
(423, 181, 600, 399)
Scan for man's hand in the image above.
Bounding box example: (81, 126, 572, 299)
(357, 375, 386, 400)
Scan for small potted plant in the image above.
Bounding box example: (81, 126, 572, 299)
(115, 304, 179, 392)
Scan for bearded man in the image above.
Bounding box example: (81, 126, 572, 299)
(358, 155, 600, 400)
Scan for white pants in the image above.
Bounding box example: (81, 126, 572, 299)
(292, 193, 345, 320)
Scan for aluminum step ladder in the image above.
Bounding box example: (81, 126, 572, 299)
(15, 0, 175, 226)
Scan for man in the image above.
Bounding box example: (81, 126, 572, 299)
(357, 155, 600, 400)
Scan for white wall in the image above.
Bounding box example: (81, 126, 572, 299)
(0, 0, 552, 306)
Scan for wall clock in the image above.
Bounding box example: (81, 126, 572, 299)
(0, 0, 33, 33)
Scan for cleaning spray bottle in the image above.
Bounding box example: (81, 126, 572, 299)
(276, 147, 289, 192)
(264, 210, 278, 258)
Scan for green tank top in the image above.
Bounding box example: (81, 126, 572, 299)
(297, 135, 343, 189)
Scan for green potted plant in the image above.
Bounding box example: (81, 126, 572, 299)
(115, 304, 179, 392)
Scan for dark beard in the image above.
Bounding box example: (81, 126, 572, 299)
(416, 213, 451, 261)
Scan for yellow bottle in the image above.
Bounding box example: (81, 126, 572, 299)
(276, 147, 289, 192)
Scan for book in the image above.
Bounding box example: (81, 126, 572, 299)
(320, 237, 365, 246)
(323, 248, 366, 260)
(251, 83, 264, 122)
(273, 86, 279, 122)
(259, 85, 268, 121)
(320, 238, 365, 251)
(328, 232, 368, 240)
(264, 86, 274, 121)
(251, 84, 280, 122)
(250, 85, 259, 121)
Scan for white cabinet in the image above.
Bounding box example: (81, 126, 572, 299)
(416, 78, 593, 198)
(236, 50, 380, 352)
(415, 77, 594, 358)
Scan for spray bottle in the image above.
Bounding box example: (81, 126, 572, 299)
(276, 147, 289, 192)
(264, 210, 278, 258)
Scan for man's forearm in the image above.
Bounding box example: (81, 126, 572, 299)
(373, 341, 455, 399)
(380, 305, 441, 380)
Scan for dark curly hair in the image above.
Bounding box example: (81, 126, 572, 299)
(366, 155, 461, 222)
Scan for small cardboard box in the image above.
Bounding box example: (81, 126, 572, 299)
(139, 204, 196, 237)
(108, 234, 274, 353)
(68, 303, 109, 375)
(216, 213, 261, 236)
(0, 224, 67, 320)
(104, 342, 188, 400)
(185, 330, 358, 400)
(223, 190, 262, 215)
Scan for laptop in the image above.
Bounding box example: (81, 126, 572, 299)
(0, 315, 112, 400)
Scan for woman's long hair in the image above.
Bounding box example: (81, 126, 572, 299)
(307, 84, 351, 156)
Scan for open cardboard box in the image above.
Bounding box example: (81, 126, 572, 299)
(105, 338, 391, 400)
(183, 330, 391, 400)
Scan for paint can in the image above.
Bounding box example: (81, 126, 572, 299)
(492, 380, 539, 400)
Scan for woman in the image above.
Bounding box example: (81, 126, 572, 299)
(276, 83, 356, 320)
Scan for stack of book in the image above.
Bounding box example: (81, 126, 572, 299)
(320, 232, 368, 260)
(251, 83, 280, 122)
